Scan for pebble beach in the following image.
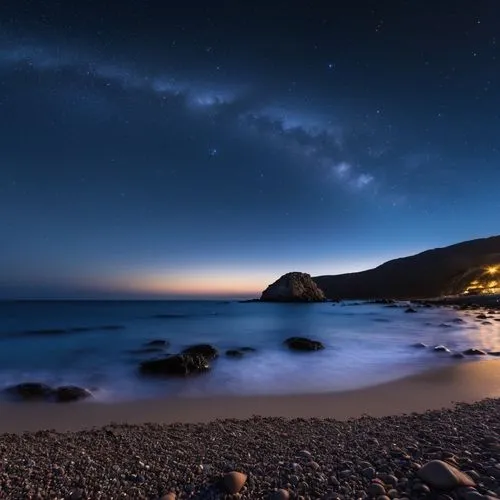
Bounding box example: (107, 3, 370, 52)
(2, 398, 500, 499)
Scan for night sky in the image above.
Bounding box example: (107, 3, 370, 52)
(1, 1, 499, 299)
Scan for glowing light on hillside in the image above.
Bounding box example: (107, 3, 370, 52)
(486, 266, 499, 275)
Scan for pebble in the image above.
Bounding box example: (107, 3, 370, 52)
(223, 471, 247, 494)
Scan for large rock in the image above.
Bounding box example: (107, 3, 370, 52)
(261, 272, 326, 302)
(139, 354, 210, 376)
(417, 460, 475, 490)
(182, 344, 218, 360)
(284, 337, 325, 351)
(4, 382, 53, 401)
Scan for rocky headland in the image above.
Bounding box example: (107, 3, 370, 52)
(260, 235, 500, 301)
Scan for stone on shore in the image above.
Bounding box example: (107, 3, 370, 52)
(284, 337, 325, 351)
(417, 460, 475, 490)
(272, 489, 290, 499)
(260, 272, 326, 302)
(160, 493, 176, 500)
(223, 471, 247, 494)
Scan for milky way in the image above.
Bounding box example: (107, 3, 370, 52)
(0, 1, 499, 298)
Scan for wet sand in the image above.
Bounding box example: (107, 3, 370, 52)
(2, 359, 500, 433)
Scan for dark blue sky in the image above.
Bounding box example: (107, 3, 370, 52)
(1, 1, 499, 298)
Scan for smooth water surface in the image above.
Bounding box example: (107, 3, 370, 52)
(0, 300, 499, 401)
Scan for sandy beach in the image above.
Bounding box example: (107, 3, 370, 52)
(1, 359, 500, 434)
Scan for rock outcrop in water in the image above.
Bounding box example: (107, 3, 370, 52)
(260, 272, 326, 302)
(3, 383, 92, 402)
(139, 354, 210, 376)
(262, 235, 500, 300)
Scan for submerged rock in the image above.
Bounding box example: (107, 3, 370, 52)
(140, 354, 210, 376)
(226, 349, 244, 358)
(54, 386, 92, 403)
(405, 307, 417, 313)
(145, 339, 169, 347)
(463, 348, 487, 356)
(434, 345, 451, 353)
(182, 344, 218, 360)
(4, 382, 53, 401)
(284, 337, 325, 351)
(261, 272, 326, 302)
(412, 342, 428, 348)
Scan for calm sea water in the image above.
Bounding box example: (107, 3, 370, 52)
(0, 300, 498, 401)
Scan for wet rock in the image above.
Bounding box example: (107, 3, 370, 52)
(405, 308, 417, 313)
(226, 349, 244, 358)
(417, 460, 475, 490)
(54, 386, 92, 403)
(240, 347, 256, 352)
(4, 382, 53, 401)
(412, 342, 428, 348)
(284, 337, 325, 351)
(223, 471, 247, 494)
(145, 339, 169, 347)
(181, 344, 219, 360)
(452, 353, 466, 359)
(139, 354, 210, 376)
(463, 348, 487, 356)
(488, 351, 500, 356)
(434, 345, 451, 353)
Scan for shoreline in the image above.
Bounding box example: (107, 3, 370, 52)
(2, 359, 500, 433)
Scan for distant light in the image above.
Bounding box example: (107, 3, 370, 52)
(486, 266, 498, 275)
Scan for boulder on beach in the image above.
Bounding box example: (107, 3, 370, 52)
(4, 382, 53, 401)
(417, 460, 475, 490)
(260, 272, 326, 302)
(284, 337, 325, 351)
(54, 386, 92, 403)
(182, 344, 219, 360)
(139, 354, 210, 376)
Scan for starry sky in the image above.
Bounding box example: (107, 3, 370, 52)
(1, 0, 499, 299)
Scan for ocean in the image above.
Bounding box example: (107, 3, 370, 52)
(0, 300, 498, 402)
